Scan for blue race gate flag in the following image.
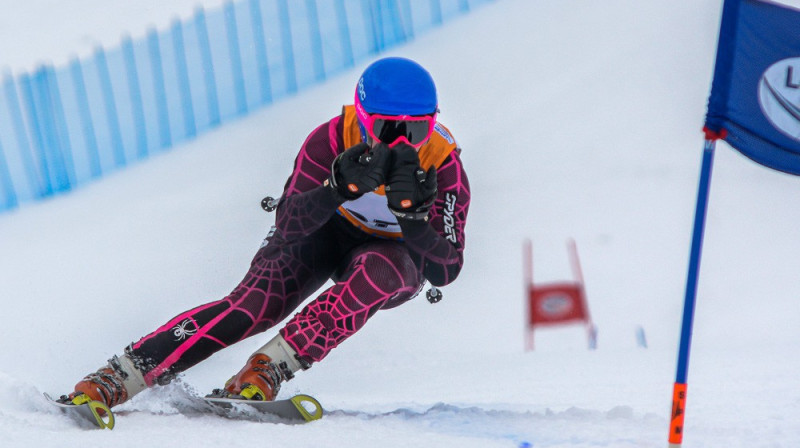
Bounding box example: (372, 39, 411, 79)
(705, 0, 800, 175)
(670, 2, 800, 446)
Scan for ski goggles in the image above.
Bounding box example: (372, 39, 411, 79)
(355, 97, 437, 149)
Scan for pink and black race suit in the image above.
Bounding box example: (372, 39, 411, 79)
(126, 106, 471, 385)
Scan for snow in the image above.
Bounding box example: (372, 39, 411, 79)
(2, 0, 800, 446)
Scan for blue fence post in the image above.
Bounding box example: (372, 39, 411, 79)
(69, 57, 101, 178)
(249, 0, 273, 105)
(34, 66, 70, 193)
(171, 19, 197, 139)
(0, 73, 15, 211)
(376, 0, 387, 52)
(147, 28, 172, 150)
(3, 73, 40, 195)
(278, 0, 298, 94)
(194, 7, 221, 128)
(305, 0, 326, 81)
(0, 135, 16, 210)
(334, 0, 355, 68)
(45, 64, 76, 190)
(0, 75, 18, 208)
(94, 47, 126, 168)
(431, 0, 443, 25)
(33, 68, 59, 192)
(362, 0, 381, 54)
(20, 72, 51, 197)
(398, 0, 415, 40)
(387, 0, 407, 44)
(225, 1, 248, 115)
(121, 36, 149, 159)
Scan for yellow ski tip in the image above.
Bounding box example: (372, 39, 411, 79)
(289, 394, 323, 422)
(87, 400, 115, 429)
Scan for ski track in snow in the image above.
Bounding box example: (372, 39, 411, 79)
(3, 375, 663, 448)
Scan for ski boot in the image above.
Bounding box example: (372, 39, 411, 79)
(221, 354, 285, 401)
(66, 354, 147, 408)
(216, 335, 309, 401)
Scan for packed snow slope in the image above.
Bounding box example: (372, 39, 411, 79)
(2, 0, 800, 447)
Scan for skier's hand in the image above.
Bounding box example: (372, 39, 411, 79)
(328, 143, 391, 200)
(385, 144, 438, 221)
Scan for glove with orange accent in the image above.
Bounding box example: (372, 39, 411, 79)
(327, 143, 391, 201)
(385, 144, 438, 221)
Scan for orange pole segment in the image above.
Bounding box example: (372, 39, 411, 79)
(668, 382, 688, 446)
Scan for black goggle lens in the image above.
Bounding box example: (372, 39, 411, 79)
(372, 118, 431, 146)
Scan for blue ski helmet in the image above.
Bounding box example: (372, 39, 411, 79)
(355, 57, 438, 117)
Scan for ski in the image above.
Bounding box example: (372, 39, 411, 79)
(204, 392, 323, 423)
(43, 390, 321, 427)
(44, 393, 115, 430)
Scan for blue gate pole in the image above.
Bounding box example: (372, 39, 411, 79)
(668, 138, 717, 448)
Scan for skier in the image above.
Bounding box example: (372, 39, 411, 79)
(64, 57, 471, 408)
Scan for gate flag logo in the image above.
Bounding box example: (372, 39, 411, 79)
(705, 0, 800, 175)
(759, 57, 800, 141)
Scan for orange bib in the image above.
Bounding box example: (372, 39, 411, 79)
(337, 105, 457, 239)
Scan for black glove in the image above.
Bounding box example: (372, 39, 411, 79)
(385, 144, 438, 221)
(328, 143, 390, 201)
